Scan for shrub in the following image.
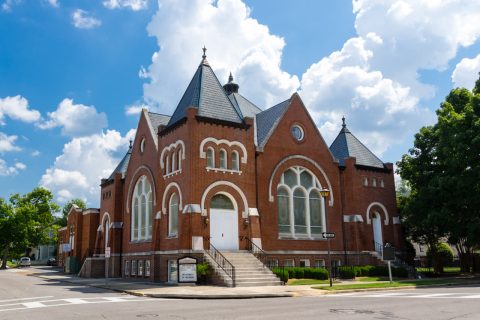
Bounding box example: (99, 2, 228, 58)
(272, 268, 289, 283)
(196, 262, 211, 284)
(338, 266, 355, 279)
(353, 265, 408, 278)
(280, 267, 329, 280)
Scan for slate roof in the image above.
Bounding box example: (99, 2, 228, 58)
(255, 98, 291, 148)
(167, 59, 243, 126)
(228, 92, 262, 119)
(107, 143, 132, 181)
(329, 118, 384, 168)
(147, 112, 171, 134)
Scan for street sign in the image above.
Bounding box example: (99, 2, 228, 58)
(322, 232, 335, 239)
(105, 247, 111, 258)
(383, 245, 395, 261)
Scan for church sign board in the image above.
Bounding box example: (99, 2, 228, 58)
(178, 256, 197, 283)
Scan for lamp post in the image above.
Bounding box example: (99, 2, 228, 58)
(319, 188, 333, 287)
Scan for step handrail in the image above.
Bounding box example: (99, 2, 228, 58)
(205, 242, 235, 287)
(244, 237, 271, 269)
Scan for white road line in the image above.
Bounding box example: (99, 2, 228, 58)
(63, 298, 90, 304)
(22, 302, 46, 308)
(414, 293, 456, 298)
(0, 296, 54, 304)
(458, 295, 480, 299)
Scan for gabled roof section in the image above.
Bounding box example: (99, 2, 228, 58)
(107, 141, 132, 181)
(255, 97, 292, 148)
(147, 111, 171, 135)
(228, 92, 262, 119)
(167, 55, 243, 126)
(329, 117, 384, 168)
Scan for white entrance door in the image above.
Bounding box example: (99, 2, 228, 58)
(210, 209, 239, 251)
(372, 212, 383, 246)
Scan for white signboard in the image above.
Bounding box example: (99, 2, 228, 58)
(62, 243, 71, 252)
(105, 247, 111, 258)
(179, 264, 197, 282)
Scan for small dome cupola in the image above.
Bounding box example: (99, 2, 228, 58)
(223, 72, 239, 94)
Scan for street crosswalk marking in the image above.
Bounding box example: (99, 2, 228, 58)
(0, 296, 162, 313)
(326, 292, 480, 299)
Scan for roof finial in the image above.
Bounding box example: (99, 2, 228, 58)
(228, 72, 233, 83)
(342, 116, 346, 128)
(202, 46, 207, 60)
(129, 139, 133, 149)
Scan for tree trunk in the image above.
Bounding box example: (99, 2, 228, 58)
(1, 246, 9, 269)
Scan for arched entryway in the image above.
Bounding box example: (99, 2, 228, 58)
(209, 193, 239, 251)
(372, 211, 383, 248)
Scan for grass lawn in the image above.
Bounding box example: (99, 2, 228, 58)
(356, 276, 403, 282)
(417, 267, 461, 273)
(287, 279, 338, 285)
(315, 278, 472, 291)
(6, 261, 17, 268)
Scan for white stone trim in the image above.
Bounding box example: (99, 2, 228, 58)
(248, 208, 259, 216)
(160, 140, 185, 169)
(126, 165, 157, 213)
(142, 109, 158, 151)
(366, 202, 389, 225)
(268, 155, 334, 206)
(183, 204, 201, 214)
(200, 180, 249, 218)
(343, 214, 364, 223)
(199, 137, 247, 164)
(205, 167, 242, 175)
(162, 182, 183, 215)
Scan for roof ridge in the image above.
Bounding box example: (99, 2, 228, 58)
(147, 111, 171, 117)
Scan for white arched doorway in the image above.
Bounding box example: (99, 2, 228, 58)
(209, 193, 239, 251)
(372, 211, 383, 248)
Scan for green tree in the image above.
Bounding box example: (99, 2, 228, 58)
(0, 187, 59, 269)
(397, 75, 480, 272)
(57, 198, 86, 227)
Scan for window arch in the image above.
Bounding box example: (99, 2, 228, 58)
(219, 149, 227, 169)
(276, 166, 325, 238)
(206, 148, 214, 168)
(169, 193, 179, 237)
(103, 216, 110, 249)
(231, 151, 239, 171)
(131, 175, 153, 241)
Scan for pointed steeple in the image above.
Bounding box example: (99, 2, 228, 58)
(329, 117, 384, 168)
(167, 49, 243, 127)
(223, 72, 239, 94)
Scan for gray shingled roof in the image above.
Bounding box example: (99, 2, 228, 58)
(108, 145, 132, 181)
(228, 92, 262, 119)
(329, 120, 384, 168)
(167, 60, 243, 126)
(147, 112, 171, 134)
(255, 98, 291, 148)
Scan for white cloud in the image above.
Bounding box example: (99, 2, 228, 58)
(1, 0, 20, 12)
(300, 35, 428, 156)
(452, 54, 480, 90)
(0, 159, 26, 176)
(0, 132, 21, 153)
(103, 0, 148, 11)
(40, 129, 136, 205)
(0, 95, 41, 125)
(47, 0, 58, 7)
(125, 104, 147, 116)
(31, 150, 41, 157)
(38, 98, 108, 137)
(143, 0, 299, 113)
(71, 9, 101, 29)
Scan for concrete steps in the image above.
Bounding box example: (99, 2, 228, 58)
(204, 251, 282, 287)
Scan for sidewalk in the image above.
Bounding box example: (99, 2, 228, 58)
(25, 267, 479, 300)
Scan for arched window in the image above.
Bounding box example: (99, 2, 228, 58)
(104, 217, 110, 248)
(206, 148, 214, 168)
(171, 153, 176, 173)
(219, 149, 227, 169)
(169, 193, 179, 237)
(231, 151, 239, 171)
(131, 175, 153, 241)
(277, 166, 325, 238)
(165, 155, 170, 175)
(210, 194, 234, 210)
(177, 149, 182, 171)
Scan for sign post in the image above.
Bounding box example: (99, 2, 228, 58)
(322, 232, 335, 287)
(382, 244, 395, 283)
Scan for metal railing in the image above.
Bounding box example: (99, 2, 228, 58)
(244, 237, 269, 268)
(205, 242, 235, 287)
(373, 241, 383, 257)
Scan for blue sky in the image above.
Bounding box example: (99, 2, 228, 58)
(1, 0, 480, 206)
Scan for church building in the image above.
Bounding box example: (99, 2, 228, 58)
(58, 50, 403, 285)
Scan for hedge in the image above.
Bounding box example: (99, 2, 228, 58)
(354, 265, 408, 278)
(272, 267, 329, 282)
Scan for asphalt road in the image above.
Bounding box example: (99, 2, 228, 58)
(1, 267, 480, 320)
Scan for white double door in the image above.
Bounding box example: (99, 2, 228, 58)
(210, 208, 239, 251)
